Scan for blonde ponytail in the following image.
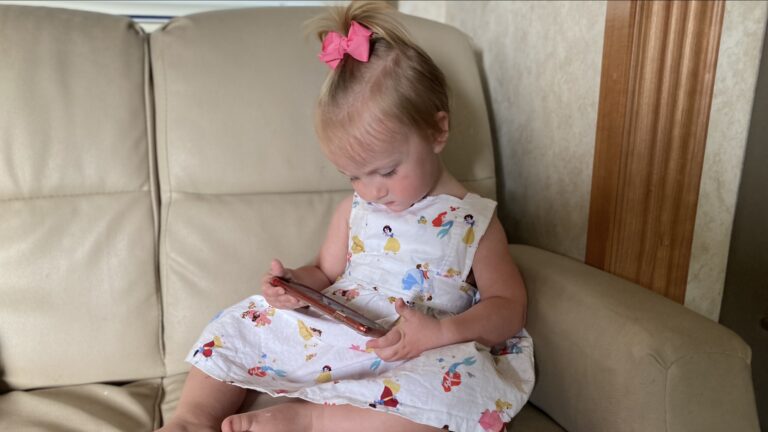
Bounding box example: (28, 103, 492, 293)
(307, 1, 450, 161)
(306, 2, 410, 52)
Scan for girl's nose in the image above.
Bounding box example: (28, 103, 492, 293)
(362, 181, 387, 202)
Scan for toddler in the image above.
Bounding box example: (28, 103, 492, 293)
(160, 2, 533, 431)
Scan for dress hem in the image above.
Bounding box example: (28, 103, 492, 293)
(187, 361, 526, 432)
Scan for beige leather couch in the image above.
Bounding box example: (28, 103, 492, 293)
(0, 5, 760, 431)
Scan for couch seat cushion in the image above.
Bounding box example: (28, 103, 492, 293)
(0, 379, 162, 431)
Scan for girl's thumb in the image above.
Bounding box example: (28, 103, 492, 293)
(367, 328, 401, 349)
(395, 298, 410, 317)
(270, 259, 285, 277)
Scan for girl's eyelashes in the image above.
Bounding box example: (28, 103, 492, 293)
(346, 169, 396, 182)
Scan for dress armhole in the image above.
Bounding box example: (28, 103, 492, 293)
(458, 194, 498, 282)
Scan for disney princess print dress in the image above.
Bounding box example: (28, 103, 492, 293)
(187, 193, 535, 432)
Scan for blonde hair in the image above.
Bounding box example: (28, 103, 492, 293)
(306, 1, 449, 163)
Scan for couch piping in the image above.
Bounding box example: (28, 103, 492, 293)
(159, 30, 173, 377)
(0, 189, 149, 202)
(142, 23, 167, 383)
(162, 176, 497, 198)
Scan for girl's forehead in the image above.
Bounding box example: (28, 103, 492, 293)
(326, 132, 415, 173)
(332, 149, 404, 176)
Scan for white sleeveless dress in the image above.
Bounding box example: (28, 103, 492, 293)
(187, 193, 535, 432)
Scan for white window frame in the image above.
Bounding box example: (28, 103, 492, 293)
(0, 1, 343, 31)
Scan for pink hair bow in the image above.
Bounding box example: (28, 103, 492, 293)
(318, 20, 373, 70)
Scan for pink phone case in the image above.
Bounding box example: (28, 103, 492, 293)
(270, 276, 389, 337)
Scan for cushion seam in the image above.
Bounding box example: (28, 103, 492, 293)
(164, 179, 495, 197)
(662, 351, 751, 432)
(0, 189, 149, 202)
(152, 378, 164, 429)
(159, 32, 173, 376)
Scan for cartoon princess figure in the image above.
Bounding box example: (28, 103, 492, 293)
(478, 409, 504, 432)
(491, 337, 524, 356)
(432, 211, 447, 227)
(463, 214, 476, 245)
(332, 288, 360, 302)
(432, 211, 454, 239)
(476, 399, 515, 431)
(382, 225, 400, 253)
(351, 235, 365, 254)
(315, 365, 333, 384)
(495, 399, 514, 412)
(193, 336, 222, 359)
(401, 263, 434, 301)
(241, 302, 276, 327)
(442, 267, 461, 278)
(369, 379, 400, 409)
(441, 356, 477, 392)
(248, 365, 287, 378)
(298, 320, 323, 341)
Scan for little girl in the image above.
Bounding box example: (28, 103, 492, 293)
(160, 3, 533, 431)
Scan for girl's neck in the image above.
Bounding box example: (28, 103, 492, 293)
(427, 162, 467, 199)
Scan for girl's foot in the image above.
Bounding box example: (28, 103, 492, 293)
(221, 401, 313, 432)
(156, 418, 219, 432)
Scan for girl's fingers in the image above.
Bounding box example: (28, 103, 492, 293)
(262, 283, 284, 296)
(366, 328, 401, 350)
(270, 259, 285, 277)
(265, 293, 305, 310)
(374, 346, 401, 362)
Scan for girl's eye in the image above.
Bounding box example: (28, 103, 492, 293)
(349, 177, 359, 182)
(381, 169, 397, 178)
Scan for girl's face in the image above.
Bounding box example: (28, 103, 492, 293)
(331, 126, 446, 213)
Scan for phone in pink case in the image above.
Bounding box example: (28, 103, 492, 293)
(270, 276, 389, 337)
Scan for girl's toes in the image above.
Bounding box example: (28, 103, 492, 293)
(221, 413, 254, 432)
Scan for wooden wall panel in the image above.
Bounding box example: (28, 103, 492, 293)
(586, 0, 725, 303)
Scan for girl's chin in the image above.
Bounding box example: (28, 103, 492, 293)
(385, 200, 422, 212)
(384, 202, 408, 212)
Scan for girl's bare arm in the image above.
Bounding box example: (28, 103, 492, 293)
(438, 213, 527, 347)
(285, 194, 353, 290)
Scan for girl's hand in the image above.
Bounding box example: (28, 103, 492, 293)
(365, 298, 443, 361)
(261, 259, 307, 310)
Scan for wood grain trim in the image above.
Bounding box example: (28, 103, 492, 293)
(586, 0, 725, 303)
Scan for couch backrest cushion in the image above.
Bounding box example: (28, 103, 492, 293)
(0, 5, 163, 389)
(150, 7, 496, 374)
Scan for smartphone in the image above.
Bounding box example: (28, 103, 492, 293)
(270, 276, 390, 338)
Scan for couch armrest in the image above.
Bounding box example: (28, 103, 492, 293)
(509, 245, 759, 432)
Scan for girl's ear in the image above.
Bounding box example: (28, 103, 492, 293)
(431, 111, 450, 154)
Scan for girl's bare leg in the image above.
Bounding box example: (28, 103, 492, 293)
(157, 367, 247, 432)
(222, 400, 443, 432)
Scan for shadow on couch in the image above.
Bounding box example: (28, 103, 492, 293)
(0, 343, 8, 394)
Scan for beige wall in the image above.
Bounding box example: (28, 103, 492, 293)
(400, 0, 768, 321)
(401, 0, 606, 261)
(687, 1, 768, 320)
